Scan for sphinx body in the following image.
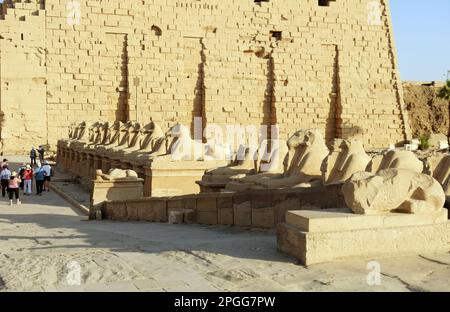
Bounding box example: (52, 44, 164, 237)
(323, 139, 371, 185)
(95, 169, 139, 181)
(124, 121, 167, 165)
(94, 121, 123, 155)
(343, 169, 445, 215)
(88, 122, 102, 144)
(371, 150, 423, 173)
(62, 121, 88, 148)
(99, 121, 135, 156)
(70, 121, 99, 150)
(72, 121, 88, 141)
(160, 124, 230, 162)
(226, 129, 329, 191)
(83, 122, 109, 150)
(201, 144, 259, 185)
(429, 154, 450, 199)
(226, 140, 288, 191)
(67, 122, 78, 140)
(109, 122, 143, 158)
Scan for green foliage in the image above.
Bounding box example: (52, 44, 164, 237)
(419, 134, 430, 151)
(437, 80, 450, 100)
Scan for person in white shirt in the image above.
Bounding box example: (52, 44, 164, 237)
(42, 161, 52, 192)
(0, 165, 11, 198)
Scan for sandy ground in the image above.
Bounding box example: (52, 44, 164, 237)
(0, 157, 449, 292)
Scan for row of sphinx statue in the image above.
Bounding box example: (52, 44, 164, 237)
(58, 120, 233, 167)
(60, 121, 167, 166)
(202, 129, 450, 202)
(57, 122, 450, 210)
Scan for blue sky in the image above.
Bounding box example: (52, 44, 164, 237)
(0, 0, 448, 81)
(391, 0, 450, 81)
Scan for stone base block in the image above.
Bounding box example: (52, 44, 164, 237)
(252, 207, 275, 228)
(90, 178, 144, 219)
(145, 160, 228, 197)
(234, 201, 252, 227)
(103, 199, 167, 222)
(277, 209, 450, 266)
(168, 211, 184, 224)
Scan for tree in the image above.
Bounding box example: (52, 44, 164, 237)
(438, 80, 450, 100)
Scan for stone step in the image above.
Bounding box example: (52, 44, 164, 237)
(278, 209, 450, 266)
(285, 208, 449, 233)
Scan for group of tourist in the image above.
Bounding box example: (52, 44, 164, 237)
(30, 146, 46, 166)
(0, 148, 53, 205)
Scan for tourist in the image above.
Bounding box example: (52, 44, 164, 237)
(38, 145, 45, 164)
(0, 159, 8, 168)
(18, 163, 27, 191)
(30, 147, 37, 166)
(7, 172, 21, 205)
(0, 165, 11, 198)
(34, 164, 46, 196)
(23, 165, 34, 195)
(42, 161, 52, 192)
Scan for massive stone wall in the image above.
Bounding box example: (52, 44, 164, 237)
(0, 0, 409, 154)
(0, 0, 47, 154)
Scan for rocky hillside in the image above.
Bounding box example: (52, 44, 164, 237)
(404, 82, 450, 137)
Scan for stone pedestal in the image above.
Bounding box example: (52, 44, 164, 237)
(196, 181, 227, 193)
(144, 159, 228, 197)
(90, 177, 144, 219)
(277, 208, 450, 266)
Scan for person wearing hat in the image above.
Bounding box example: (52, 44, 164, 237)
(8, 171, 21, 205)
(23, 165, 34, 195)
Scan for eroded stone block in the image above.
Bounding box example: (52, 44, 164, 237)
(234, 201, 252, 227)
(278, 209, 450, 266)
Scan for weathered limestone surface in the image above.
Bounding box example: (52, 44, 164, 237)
(146, 158, 228, 197)
(323, 139, 371, 185)
(102, 184, 346, 226)
(278, 208, 450, 266)
(226, 129, 329, 190)
(0, 0, 409, 154)
(57, 120, 229, 197)
(200, 139, 288, 189)
(343, 169, 445, 215)
(91, 169, 144, 219)
(370, 150, 424, 173)
(430, 154, 450, 201)
(200, 145, 258, 186)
